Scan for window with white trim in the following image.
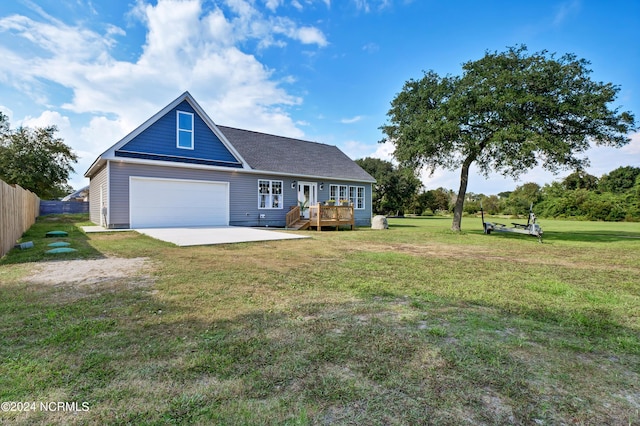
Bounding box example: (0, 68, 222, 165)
(258, 180, 283, 209)
(330, 184, 348, 203)
(349, 186, 365, 209)
(177, 111, 194, 149)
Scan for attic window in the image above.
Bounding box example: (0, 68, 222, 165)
(177, 111, 194, 149)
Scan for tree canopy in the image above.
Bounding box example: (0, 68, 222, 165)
(562, 170, 599, 191)
(0, 112, 77, 199)
(598, 166, 640, 194)
(381, 45, 636, 231)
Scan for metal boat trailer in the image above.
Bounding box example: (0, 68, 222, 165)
(481, 204, 543, 243)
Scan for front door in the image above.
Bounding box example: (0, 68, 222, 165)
(298, 182, 317, 219)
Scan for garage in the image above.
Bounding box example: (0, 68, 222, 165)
(129, 177, 229, 228)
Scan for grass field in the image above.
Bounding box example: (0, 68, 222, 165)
(1, 214, 639, 425)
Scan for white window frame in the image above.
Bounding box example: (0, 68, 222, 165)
(258, 179, 283, 209)
(176, 111, 194, 150)
(349, 186, 365, 209)
(330, 184, 348, 203)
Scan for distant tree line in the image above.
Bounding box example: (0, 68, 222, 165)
(358, 157, 639, 222)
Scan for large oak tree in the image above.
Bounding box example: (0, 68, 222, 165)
(381, 46, 636, 231)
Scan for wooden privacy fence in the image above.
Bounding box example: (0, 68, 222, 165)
(0, 179, 40, 258)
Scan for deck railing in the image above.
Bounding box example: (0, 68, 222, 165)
(309, 204, 354, 230)
(285, 205, 301, 229)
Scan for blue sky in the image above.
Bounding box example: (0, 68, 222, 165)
(0, 0, 638, 194)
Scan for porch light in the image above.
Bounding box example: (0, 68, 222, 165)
(319, 182, 324, 190)
(291, 181, 296, 189)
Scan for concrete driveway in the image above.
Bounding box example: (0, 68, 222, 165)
(134, 226, 310, 247)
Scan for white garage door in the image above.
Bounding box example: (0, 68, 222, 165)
(130, 177, 229, 228)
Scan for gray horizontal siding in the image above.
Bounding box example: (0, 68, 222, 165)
(88, 164, 107, 225)
(107, 161, 372, 228)
(108, 162, 296, 228)
(315, 181, 372, 226)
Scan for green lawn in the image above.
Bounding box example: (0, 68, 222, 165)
(1, 214, 639, 425)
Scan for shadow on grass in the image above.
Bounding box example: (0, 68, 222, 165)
(463, 227, 640, 244)
(0, 213, 105, 265)
(3, 274, 638, 425)
(542, 230, 640, 243)
(386, 223, 418, 228)
(387, 216, 453, 228)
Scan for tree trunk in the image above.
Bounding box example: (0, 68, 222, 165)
(451, 155, 474, 232)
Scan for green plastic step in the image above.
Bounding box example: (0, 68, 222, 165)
(45, 247, 77, 254)
(46, 230, 69, 237)
(47, 242, 71, 247)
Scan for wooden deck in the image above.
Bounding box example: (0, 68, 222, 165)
(286, 204, 355, 231)
(309, 204, 354, 231)
(287, 218, 310, 230)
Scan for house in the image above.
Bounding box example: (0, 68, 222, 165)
(61, 185, 89, 202)
(84, 92, 375, 229)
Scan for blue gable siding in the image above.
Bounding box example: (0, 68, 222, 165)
(116, 100, 242, 168)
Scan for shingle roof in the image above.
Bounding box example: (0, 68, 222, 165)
(218, 126, 376, 182)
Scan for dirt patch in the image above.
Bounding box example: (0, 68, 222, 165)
(481, 389, 516, 423)
(24, 257, 152, 286)
(20, 258, 156, 303)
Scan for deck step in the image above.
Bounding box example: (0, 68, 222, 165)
(288, 219, 310, 230)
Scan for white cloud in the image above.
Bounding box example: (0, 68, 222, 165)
(209, 0, 329, 48)
(264, 0, 282, 12)
(80, 116, 130, 152)
(553, 0, 581, 26)
(370, 139, 395, 161)
(340, 115, 363, 124)
(295, 26, 328, 46)
(353, 0, 370, 13)
(0, 0, 330, 144)
(0, 0, 338, 188)
(21, 110, 71, 133)
(52, 116, 130, 189)
(622, 131, 640, 155)
(0, 13, 119, 62)
(362, 42, 379, 53)
(340, 140, 374, 160)
(105, 24, 126, 39)
(352, 0, 391, 13)
(419, 168, 459, 192)
(0, 0, 326, 116)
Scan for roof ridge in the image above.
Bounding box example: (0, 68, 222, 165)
(217, 125, 337, 149)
